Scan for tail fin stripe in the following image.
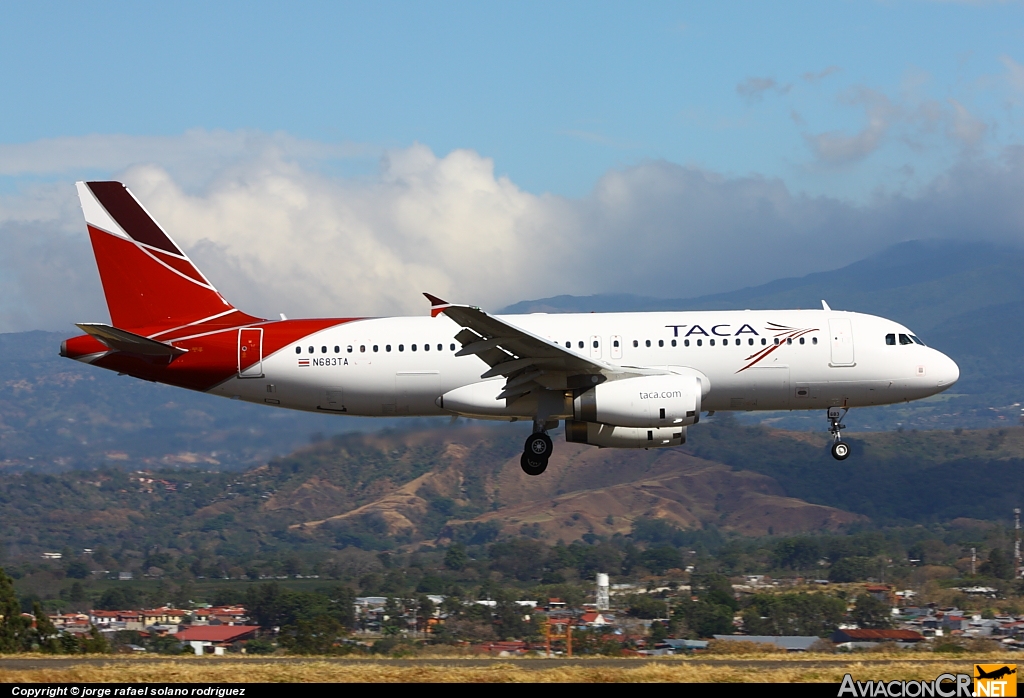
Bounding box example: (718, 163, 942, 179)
(150, 248, 212, 286)
(86, 182, 182, 256)
(136, 244, 217, 291)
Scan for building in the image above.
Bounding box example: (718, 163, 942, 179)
(830, 629, 924, 649)
(712, 635, 822, 652)
(175, 625, 260, 656)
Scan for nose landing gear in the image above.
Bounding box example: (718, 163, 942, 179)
(521, 422, 555, 476)
(828, 407, 850, 461)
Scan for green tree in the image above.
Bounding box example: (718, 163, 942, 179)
(31, 602, 60, 653)
(851, 593, 892, 630)
(65, 560, 90, 579)
(444, 540, 468, 569)
(0, 566, 30, 652)
(980, 548, 1014, 580)
(627, 594, 668, 619)
(671, 597, 734, 638)
(828, 556, 872, 583)
(741, 593, 846, 637)
(416, 594, 436, 633)
(279, 616, 344, 654)
(772, 537, 821, 570)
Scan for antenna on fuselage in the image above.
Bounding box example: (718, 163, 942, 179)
(821, 300, 832, 311)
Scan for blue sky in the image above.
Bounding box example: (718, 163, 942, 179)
(2, 2, 1024, 329)
(3, 1, 1022, 196)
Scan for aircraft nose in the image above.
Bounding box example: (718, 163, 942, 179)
(935, 351, 959, 389)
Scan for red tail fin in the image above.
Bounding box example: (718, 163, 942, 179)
(76, 181, 253, 332)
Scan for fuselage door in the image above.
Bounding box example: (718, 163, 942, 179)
(828, 318, 855, 366)
(610, 335, 623, 360)
(238, 328, 263, 378)
(589, 335, 602, 360)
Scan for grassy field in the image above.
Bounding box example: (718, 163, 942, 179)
(0, 654, 1014, 683)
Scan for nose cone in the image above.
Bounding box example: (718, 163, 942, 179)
(935, 351, 960, 390)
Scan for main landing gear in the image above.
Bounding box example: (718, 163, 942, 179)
(828, 407, 850, 461)
(521, 421, 555, 476)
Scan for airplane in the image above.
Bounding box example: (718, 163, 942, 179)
(60, 181, 961, 475)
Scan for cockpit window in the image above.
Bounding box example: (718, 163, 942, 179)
(899, 333, 913, 345)
(886, 333, 895, 346)
(910, 335, 925, 346)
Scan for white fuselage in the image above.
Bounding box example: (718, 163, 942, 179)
(209, 309, 960, 420)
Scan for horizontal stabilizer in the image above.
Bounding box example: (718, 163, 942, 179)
(75, 323, 188, 358)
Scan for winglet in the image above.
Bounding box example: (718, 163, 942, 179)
(424, 293, 451, 318)
(821, 300, 831, 311)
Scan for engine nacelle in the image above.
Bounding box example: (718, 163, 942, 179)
(573, 374, 701, 428)
(566, 421, 686, 448)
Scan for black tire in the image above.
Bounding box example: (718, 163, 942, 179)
(520, 452, 548, 476)
(831, 441, 851, 461)
(525, 432, 553, 460)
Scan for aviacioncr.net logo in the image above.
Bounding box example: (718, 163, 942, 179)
(838, 673, 973, 697)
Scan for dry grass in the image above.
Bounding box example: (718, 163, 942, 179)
(0, 655, 1012, 683)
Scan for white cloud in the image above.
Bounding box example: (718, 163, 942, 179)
(736, 77, 792, 104)
(2, 131, 1024, 333)
(803, 88, 894, 164)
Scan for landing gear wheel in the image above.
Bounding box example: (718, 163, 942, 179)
(826, 407, 850, 461)
(525, 433, 553, 460)
(520, 453, 548, 476)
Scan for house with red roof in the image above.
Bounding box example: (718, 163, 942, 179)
(176, 625, 260, 655)
(831, 628, 924, 649)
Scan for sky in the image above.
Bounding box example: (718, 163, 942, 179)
(2, 1, 1024, 331)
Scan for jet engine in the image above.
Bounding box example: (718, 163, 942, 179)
(565, 421, 686, 448)
(572, 374, 701, 428)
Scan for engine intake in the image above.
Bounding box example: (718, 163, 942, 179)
(573, 374, 701, 428)
(566, 421, 686, 448)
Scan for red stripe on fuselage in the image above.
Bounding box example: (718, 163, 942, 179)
(70, 318, 362, 392)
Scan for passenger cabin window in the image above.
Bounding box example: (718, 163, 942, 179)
(399, 344, 405, 351)
(899, 333, 913, 345)
(424, 343, 429, 351)
(450, 343, 456, 351)
(684, 339, 690, 347)
(786, 338, 792, 345)
(710, 339, 715, 346)
(593, 340, 599, 348)
(578, 341, 584, 349)
(613, 339, 620, 348)
(671, 339, 677, 347)
(658, 340, 664, 347)
(799, 337, 805, 345)
(645, 340, 651, 347)
(696, 339, 702, 346)
(437, 344, 442, 351)
(308, 346, 314, 354)
(633, 340, 638, 347)
(812, 337, 817, 345)
(386, 345, 392, 352)
(411, 344, 417, 351)
(295, 346, 301, 354)
(373, 345, 379, 352)
(761, 338, 767, 345)
(347, 345, 353, 353)
(334, 346, 340, 353)
(360, 345, 366, 353)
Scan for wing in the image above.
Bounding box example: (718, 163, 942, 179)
(425, 293, 659, 402)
